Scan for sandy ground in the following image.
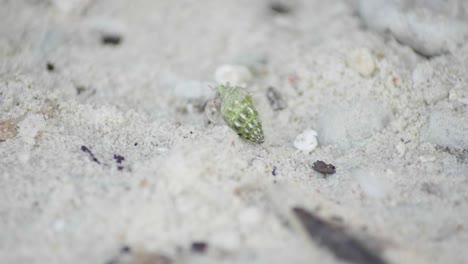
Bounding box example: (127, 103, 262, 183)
(1, 0, 468, 263)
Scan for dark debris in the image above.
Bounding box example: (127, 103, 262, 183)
(81, 145, 100, 164)
(312, 160, 336, 175)
(191, 241, 208, 253)
(101, 34, 122, 46)
(76, 85, 86, 95)
(293, 207, 387, 264)
(114, 154, 125, 171)
(46, 62, 55, 72)
(120, 245, 131, 254)
(113, 154, 125, 164)
(269, 2, 292, 14)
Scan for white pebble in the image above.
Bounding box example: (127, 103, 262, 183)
(214, 64, 252, 86)
(293, 129, 318, 153)
(347, 48, 376, 77)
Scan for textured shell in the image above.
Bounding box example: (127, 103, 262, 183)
(216, 85, 265, 144)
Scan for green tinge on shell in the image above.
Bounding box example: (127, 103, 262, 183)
(216, 85, 265, 144)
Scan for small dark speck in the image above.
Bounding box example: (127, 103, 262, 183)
(101, 34, 122, 46)
(120, 245, 131, 254)
(270, 2, 291, 14)
(117, 166, 124, 171)
(46, 62, 55, 71)
(272, 166, 277, 176)
(190, 131, 193, 134)
(191, 241, 208, 253)
(113, 154, 125, 164)
(134, 142, 138, 146)
(76, 86, 86, 95)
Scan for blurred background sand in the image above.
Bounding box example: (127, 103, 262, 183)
(1, 0, 468, 263)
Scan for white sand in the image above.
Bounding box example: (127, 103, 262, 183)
(1, 0, 467, 263)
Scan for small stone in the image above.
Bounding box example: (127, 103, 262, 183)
(293, 129, 318, 153)
(347, 48, 376, 77)
(0, 119, 18, 141)
(312, 160, 336, 175)
(214, 64, 252, 86)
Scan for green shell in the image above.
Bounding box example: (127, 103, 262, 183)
(216, 85, 265, 144)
